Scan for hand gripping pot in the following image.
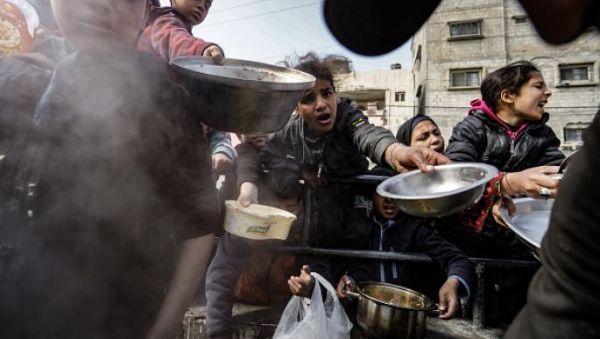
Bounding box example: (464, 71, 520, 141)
(223, 200, 296, 240)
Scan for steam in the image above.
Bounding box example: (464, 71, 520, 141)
(0, 1, 212, 338)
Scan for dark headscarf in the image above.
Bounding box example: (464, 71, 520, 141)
(395, 115, 438, 146)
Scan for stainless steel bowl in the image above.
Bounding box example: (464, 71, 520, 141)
(170, 56, 316, 133)
(376, 163, 498, 218)
(500, 197, 553, 260)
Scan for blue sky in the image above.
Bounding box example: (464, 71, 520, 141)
(160, 0, 412, 71)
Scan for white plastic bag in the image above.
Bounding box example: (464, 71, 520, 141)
(273, 272, 353, 339)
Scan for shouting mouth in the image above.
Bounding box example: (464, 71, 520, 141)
(537, 101, 547, 109)
(316, 112, 332, 126)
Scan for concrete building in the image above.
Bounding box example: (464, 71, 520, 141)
(411, 0, 600, 152)
(335, 64, 414, 134)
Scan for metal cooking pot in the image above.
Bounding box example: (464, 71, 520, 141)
(345, 282, 437, 339)
(170, 56, 316, 134)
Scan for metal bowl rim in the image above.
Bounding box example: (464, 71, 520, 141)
(355, 281, 435, 311)
(376, 163, 498, 200)
(171, 56, 316, 91)
(499, 197, 554, 250)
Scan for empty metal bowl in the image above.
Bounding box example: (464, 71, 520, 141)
(170, 56, 316, 133)
(500, 197, 553, 260)
(377, 163, 498, 218)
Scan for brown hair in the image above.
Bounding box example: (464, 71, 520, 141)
(282, 52, 352, 91)
(481, 60, 541, 112)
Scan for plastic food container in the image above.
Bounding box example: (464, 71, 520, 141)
(223, 200, 297, 240)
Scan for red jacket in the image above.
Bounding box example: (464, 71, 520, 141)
(137, 8, 219, 63)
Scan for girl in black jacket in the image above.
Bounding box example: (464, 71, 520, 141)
(445, 61, 565, 246)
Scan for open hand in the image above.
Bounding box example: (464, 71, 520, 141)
(385, 143, 450, 173)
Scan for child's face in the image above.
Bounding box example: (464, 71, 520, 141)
(373, 193, 399, 220)
(51, 0, 146, 54)
(241, 133, 269, 149)
(172, 0, 212, 25)
(508, 72, 552, 122)
(296, 79, 338, 136)
(411, 120, 445, 153)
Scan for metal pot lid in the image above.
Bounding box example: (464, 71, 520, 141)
(171, 56, 315, 91)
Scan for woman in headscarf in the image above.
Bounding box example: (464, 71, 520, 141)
(395, 115, 445, 153)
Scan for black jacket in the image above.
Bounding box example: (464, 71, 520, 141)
(445, 99, 564, 172)
(348, 214, 474, 295)
(237, 97, 398, 185)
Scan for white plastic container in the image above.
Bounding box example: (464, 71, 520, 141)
(223, 200, 297, 240)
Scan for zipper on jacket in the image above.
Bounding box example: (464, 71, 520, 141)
(390, 246, 398, 280)
(510, 139, 515, 154)
(379, 226, 386, 282)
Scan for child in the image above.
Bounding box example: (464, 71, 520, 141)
(395, 115, 445, 153)
(138, 0, 236, 177)
(290, 190, 474, 320)
(446, 60, 564, 172)
(444, 61, 565, 257)
(0, 1, 220, 338)
(206, 166, 302, 338)
(138, 0, 223, 63)
(235, 52, 448, 208)
(230, 50, 448, 275)
(442, 61, 566, 326)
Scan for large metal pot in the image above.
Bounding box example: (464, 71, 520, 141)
(170, 56, 315, 134)
(377, 163, 498, 218)
(345, 282, 437, 339)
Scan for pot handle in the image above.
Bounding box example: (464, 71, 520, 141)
(344, 290, 361, 300)
(426, 303, 440, 317)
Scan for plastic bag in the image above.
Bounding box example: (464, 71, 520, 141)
(273, 272, 353, 339)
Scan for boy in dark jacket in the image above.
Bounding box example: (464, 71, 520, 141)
(235, 54, 448, 242)
(0, 1, 220, 339)
(333, 191, 474, 320)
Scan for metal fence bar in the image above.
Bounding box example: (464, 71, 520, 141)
(472, 262, 487, 328)
(269, 246, 539, 268)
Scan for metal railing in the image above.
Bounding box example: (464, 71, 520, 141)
(275, 175, 539, 329)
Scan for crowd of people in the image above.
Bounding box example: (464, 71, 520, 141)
(0, 0, 597, 339)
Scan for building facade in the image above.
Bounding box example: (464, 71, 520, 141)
(335, 64, 414, 134)
(411, 0, 600, 152)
